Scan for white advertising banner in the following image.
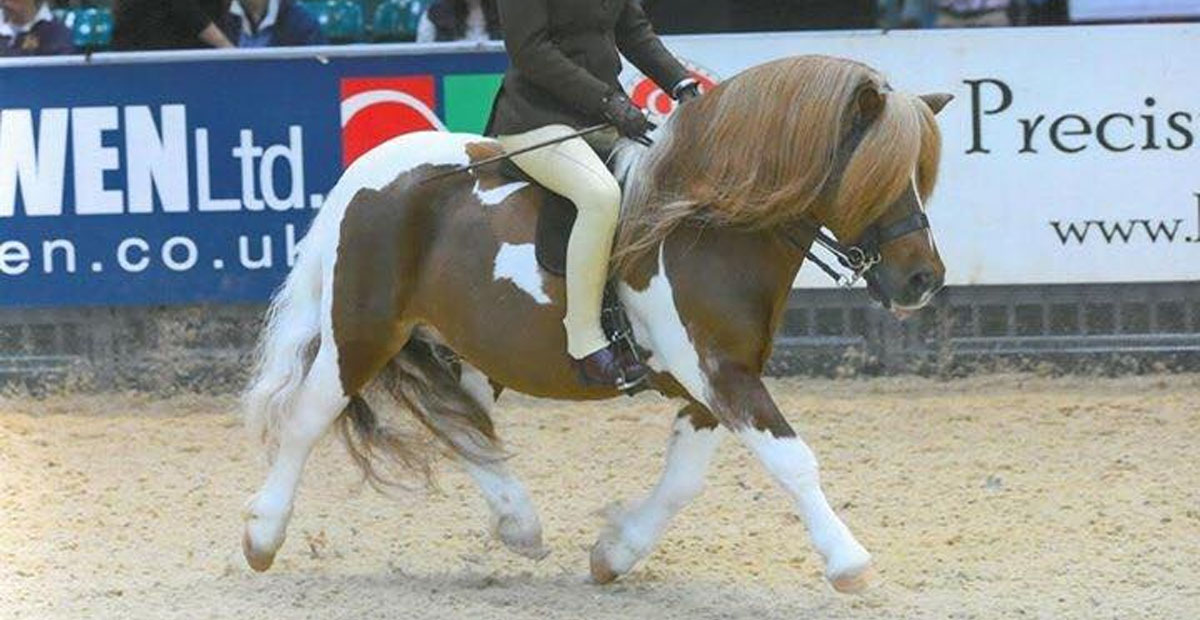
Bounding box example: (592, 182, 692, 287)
(627, 25, 1200, 287)
(1070, 1, 1200, 22)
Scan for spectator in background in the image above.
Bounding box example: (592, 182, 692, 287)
(936, 0, 1011, 26)
(113, 0, 234, 50)
(730, 0, 876, 31)
(881, 0, 938, 28)
(220, 0, 325, 47)
(644, 0, 730, 35)
(1, 0, 73, 55)
(416, 0, 500, 43)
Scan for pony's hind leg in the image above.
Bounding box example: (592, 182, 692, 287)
(457, 363, 547, 559)
(364, 343, 546, 560)
(590, 403, 724, 583)
(242, 342, 349, 571)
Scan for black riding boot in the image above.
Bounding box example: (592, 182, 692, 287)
(574, 342, 649, 390)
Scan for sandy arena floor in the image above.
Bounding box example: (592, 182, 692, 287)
(1, 374, 1198, 619)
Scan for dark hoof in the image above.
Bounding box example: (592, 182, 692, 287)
(242, 531, 276, 572)
(589, 542, 620, 584)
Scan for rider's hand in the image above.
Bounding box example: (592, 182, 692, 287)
(601, 91, 655, 141)
(672, 78, 701, 103)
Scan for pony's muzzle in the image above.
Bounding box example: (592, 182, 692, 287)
(905, 268, 943, 303)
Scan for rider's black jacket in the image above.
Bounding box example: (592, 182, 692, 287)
(486, 0, 690, 135)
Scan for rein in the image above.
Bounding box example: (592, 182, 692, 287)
(420, 123, 653, 185)
(784, 211, 930, 288)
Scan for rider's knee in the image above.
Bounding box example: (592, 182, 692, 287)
(575, 175, 621, 225)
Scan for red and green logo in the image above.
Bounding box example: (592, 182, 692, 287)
(623, 60, 719, 125)
(339, 73, 503, 167)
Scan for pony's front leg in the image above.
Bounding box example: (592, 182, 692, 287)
(590, 403, 724, 583)
(715, 368, 872, 593)
(242, 343, 349, 571)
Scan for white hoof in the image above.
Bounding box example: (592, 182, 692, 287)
(241, 496, 291, 572)
(588, 528, 644, 584)
(826, 546, 874, 594)
(494, 513, 549, 560)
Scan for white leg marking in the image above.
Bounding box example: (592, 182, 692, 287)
(473, 179, 529, 206)
(493, 243, 552, 305)
(594, 415, 724, 577)
(464, 459, 547, 559)
(243, 343, 349, 570)
(738, 429, 871, 586)
(618, 243, 711, 403)
(457, 361, 545, 559)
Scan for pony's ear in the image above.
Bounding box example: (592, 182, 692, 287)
(856, 85, 886, 123)
(920, 93, 954, 115)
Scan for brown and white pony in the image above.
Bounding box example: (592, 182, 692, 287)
(240, 55, 950, 593)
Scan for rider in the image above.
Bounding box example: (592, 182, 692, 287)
(487, 0, 700, 388)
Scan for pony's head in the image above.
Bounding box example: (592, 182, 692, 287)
(819, 86, 951, 315)
(613, 55, 951, 316)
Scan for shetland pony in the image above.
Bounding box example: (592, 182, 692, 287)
(241, 55, 951, 592)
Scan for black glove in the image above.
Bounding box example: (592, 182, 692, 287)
(601, 91, 655, 143)
(672, 79, 701, 103)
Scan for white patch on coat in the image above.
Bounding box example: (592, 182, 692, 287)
(737, 428, 871, 581)
(617, 243, 711, 405)
(493, 243, 551, 305)
(473, 180, 529, 207)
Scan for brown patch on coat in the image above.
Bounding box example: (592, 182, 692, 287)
(465, 140, 504, 162)
(463, 141, 521, 196)
(331, 186, 421, 394)
(678, 402, 720, 431)
(331, 168, 463, 394)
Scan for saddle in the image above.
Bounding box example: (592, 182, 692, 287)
(497, 160, 648, 395)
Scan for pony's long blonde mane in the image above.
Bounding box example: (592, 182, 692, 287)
(612, 55, 942, 277)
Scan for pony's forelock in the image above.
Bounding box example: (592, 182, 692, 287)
(827, 91, 941, 239)
(611, 55, 942, 277)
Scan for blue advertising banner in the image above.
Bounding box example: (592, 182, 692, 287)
(0, 46, 507, 307)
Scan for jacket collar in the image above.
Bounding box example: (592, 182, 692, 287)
(0, 3, 53, 38)
(230, 0, 281, 36)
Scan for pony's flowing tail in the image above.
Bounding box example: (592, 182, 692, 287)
(336, 336, 505, 491)
(242, 238, 325, 460)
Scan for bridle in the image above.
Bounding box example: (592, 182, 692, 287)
(782, 210, 931, 290)
(778, 99, 932, 292)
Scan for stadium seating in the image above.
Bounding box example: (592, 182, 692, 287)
(372, 0, 430, 42)
(50, 0, 433, 49)
(301, 0, 368, 43)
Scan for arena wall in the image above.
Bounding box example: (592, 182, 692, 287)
(3, 26, 1198, 388)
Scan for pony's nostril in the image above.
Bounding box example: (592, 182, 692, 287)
(908, 270, 938, 295)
